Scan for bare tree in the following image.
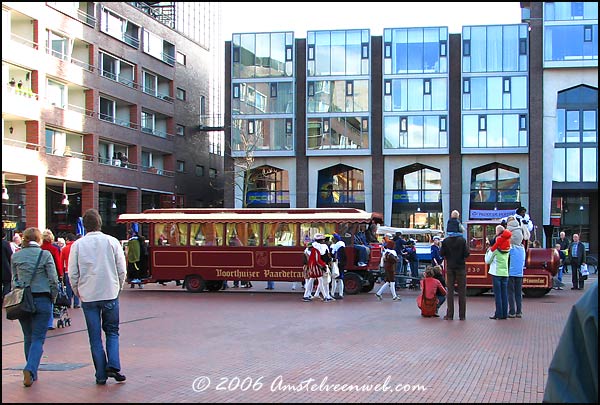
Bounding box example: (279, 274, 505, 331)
(212, 129, 261, 208)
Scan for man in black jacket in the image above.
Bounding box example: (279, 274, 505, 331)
(439, 234, 470, 320)
(568, 233, 587, 290)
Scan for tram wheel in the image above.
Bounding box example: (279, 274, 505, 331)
(185, 275, 206, 293)
(344, 272, 363, 295)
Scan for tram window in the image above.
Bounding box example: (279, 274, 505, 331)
(270, 222, 297, 246)
(225, 223, 260, 246)
(155, 223, 187, 246)
(469, 224, 484, 251)
(191, 223, 224, 246)
(300, 223, 336, 244)
(485, 225, 496, 246)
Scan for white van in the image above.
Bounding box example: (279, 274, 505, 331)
(376, 226, 444, 262)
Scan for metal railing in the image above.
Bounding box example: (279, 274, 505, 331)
(141, 166, 175, 177)
(3, 138, 41, 151)
(10, 32, 38, 50)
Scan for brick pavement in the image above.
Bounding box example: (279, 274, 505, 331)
(2, 274, 597, 403)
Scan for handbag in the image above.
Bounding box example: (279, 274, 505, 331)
(55, 281, 70, 307)
(331, 260, 340, 278)
(3, 251, 44, 320)
(579, 263, 589, 280)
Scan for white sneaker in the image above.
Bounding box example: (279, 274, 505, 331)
(375, 294, 382, 301)
(393, 296, 401, 301)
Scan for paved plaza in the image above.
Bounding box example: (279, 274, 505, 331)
(2, 274, 597, 403)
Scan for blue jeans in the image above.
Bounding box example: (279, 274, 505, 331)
(18, 294, 52, 381)
(267, 281, 275, 289)
(507, 276, 523, 316)
(492, 275, 509, 319)
(436, 294, 446, 311)
(557, 266, 563, 283)
(355, 245, 368, 263)
(63, 273, 80, 307)
(81, 298, 122, 382)
(48, 304, 54, 328)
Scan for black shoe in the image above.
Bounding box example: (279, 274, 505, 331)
(489, 315, 499, 320)
(96, 379, 107, 385)
(73, 305, 81, 309)
(106, 368, 126, 382)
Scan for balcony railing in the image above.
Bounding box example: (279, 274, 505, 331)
(141, 166, 175, 177)
(141, 127, 174, 140)
(67, 103, 95, 117)
(99, 156, 138, 170)
(10, 32, 38, 50)
(98, 114, 139, 130)
(6, 84, 39, 100)
(3, 138, 41, 151)
(46, 47, 95, 72)
(100, 69, 138, 89)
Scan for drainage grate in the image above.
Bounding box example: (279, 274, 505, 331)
(5, 363, 89, 371)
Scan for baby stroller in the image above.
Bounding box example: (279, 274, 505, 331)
(54, 280, 71, 328)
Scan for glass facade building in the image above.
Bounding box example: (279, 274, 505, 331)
(225, 2, 598, 253)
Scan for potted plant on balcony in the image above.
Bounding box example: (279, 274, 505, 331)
(9, 78, 16, 87)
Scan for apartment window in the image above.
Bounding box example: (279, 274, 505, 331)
(195, 165, 204, 177)
(141, 111, 155, 133)
(424, 79, 431, 95)
(270, 83, 278, 98)
(45, 128, 83, 157)
(463, 39, 471, 57)
(143, 71, 157, 96)
(143, 29, 175, 65)
(233, 84, 240, 99)
(176, 124, 185, 136)
(346, 81, 354, 97)
(99, 97, 115, 122)
(584, 25, 593, 42)
(176, 51, 186, 65)
(100, 51, 135, 87)
(176, 160, 185, 173)
(47, 31, 68, 60)
(47, 79, 66, 108)
(176, 88, 186, 101)
(100, 7, 139, 48)
(209, 168, 217, 179)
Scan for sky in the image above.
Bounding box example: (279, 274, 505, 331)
(221, 2, 523, 39)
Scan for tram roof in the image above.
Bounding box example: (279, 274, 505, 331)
(117, 208, 383, 224)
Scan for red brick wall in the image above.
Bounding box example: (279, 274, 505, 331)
(126, 189, 140, 213)
(25, 121, 39, 147)
(25, 176, 39, 228)
(81, 182, 98, 212)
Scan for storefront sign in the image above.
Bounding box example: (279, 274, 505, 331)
(469, 209, 515, 219)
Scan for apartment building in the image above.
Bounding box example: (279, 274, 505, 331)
(2, 2, 224, 240)
(224, 2, 597, 252)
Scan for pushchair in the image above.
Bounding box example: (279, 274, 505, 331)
(54, 281, 71, 328)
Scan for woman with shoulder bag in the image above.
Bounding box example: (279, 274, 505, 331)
(10, 227, 59, 387)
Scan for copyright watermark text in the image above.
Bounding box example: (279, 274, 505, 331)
(192, 375, 426, 394)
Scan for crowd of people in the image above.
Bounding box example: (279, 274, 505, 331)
(3, 209, 127, 387)
(1, 205, 596, 397)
